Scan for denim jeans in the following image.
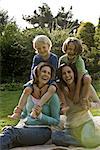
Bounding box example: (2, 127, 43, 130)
(0, 126, 51, 150)
(52, 129, 81, 147)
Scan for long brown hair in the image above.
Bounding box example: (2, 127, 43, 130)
(57, 63, 78, 86)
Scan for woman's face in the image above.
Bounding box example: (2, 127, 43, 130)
(38, 66, 51, 85)
(62, 66, 74, 85)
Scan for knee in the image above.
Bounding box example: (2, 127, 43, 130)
(83, 75, 92, 85)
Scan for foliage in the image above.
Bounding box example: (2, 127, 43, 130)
(23, 3, 53, 32)
(94, 18, 100, 50)
(76, 22, 100, 75)
(0, 23, 33, 83)
(0, 9, 100, 83)
(0, 83, 23, 91)
(76, 22, 95, 49)
(23, 3, 79, 33)
(0, 9, 9, 34)
(50, 29, 70, 57)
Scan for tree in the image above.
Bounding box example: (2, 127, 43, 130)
(0, 23, 32, 83)
(94, 18, 100, 50)
(0, 9, 9, 34)
(55, 6, 79, 31)
(23, 3, 79, 33)
(76, 22, 95, 50)
(23, 3, 53, 32)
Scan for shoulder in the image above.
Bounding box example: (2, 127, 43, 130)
(76, 55, 84, 63)
(59, 54, 67, 60)
(59, 54, 68, 64)
(33, 54, 41, 59)
(50, 53, 58, 59)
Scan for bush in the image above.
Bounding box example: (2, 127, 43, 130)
(0, 83, 23, 91)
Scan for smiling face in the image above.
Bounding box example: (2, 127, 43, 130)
(62, 66, 74, 85)
(38, 66, 51, 86)
(35, 42, 50, 57)
(66, 42, 76, 59)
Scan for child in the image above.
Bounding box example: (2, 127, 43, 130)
(59, 37, 99, 110)
(30, 35, 58, 79)
(9, 62, 57, 119)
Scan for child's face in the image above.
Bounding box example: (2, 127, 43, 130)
(66, 42, 76, 59)
(35, 43, 50, 57)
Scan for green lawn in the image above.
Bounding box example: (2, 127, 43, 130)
(0, 90, 22, 131)
(0, 80, 100, 132)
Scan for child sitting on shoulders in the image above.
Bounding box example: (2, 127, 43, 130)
(9, 62, 57, 119)
(30, 34, 58, 79)
(58, 37, 99, 111)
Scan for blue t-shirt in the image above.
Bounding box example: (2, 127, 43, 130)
(30, 52, 58, 79)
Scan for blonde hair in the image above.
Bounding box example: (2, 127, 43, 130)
(62, 37, 83, 55)
(33, 35, 52, 53)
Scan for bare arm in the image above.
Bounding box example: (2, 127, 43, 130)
(73, 72, 83, 103)
(39, 85, 57, 106)
(30, 85, 57, 118)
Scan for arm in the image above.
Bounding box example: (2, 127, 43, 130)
(25, 94, 60, 126)
(57, 84, 69, 114)
(73, 72, 82, 103)
(30, 85, 57, 118)
(73, 56, 86, 103)
(38, 85, 57, 106)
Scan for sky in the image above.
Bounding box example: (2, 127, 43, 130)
(0, 0, 100, 29)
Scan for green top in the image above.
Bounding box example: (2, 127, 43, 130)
(59, 54, 88, 74)
(21, 93, 60, 126)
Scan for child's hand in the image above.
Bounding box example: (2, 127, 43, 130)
(80, 98, 91, 110)
(61, 106, 70, 115)
(31, 105, 42, 118)
(73, 95, 79, 104)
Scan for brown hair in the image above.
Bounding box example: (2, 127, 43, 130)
(57, 63, 78, 85)
(62, 37, 83, 55)
(34, 62, 55, 81)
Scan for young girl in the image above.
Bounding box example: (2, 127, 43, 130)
(59, 37, 99, 110)
(30, 34, 58, 79)
(9, 62, 57, 119)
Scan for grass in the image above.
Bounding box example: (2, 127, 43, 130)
(0, 90, 22, 131)
(0, 80, 100, 132)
